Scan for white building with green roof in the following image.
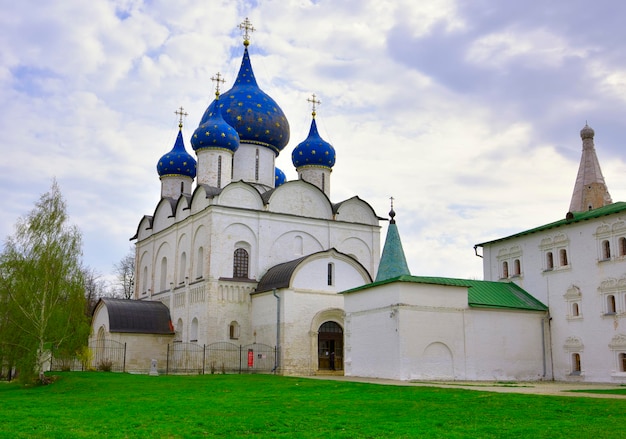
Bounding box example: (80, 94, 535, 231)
(476, 125, 626, 383)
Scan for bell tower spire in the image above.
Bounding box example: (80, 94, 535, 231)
(568, 123, 612, 213)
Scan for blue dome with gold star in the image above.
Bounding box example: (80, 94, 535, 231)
(157, 129, 197, 178)
(292, 118, 335, 169)
(199, 46, 290, 155)
(191, 98, 240, 153)
(275, 167, 286, 187)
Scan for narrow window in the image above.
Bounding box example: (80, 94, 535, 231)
(572, 353, 581, 374)
(560, 249, 568, 266)
(322, 173, 325, 193)
(190, 318, 198, 343)
(607, 295, 616, 314)
(142, 266, 148, 295)
(546, 252, 554, 270)
(603, 240, 612, 260)
(179, 252, 187, 284)
(327, 263, 334, 286)
(572, 303, 579, 317)
(160, 257, 168, 292)
(502, 261, 509, 278)
(180, 182, 184, 194)
(620, 353, 626, 372)
(196, 247, 204, 279)
(233, 248, 249, 278)
(255, 149, 259, 181)
(513, 259, 521, 276)
(620, 237, 626, 257)
(217, 156, 222, 188)
(229, 321, 240, 340)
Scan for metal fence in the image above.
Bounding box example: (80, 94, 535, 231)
(50, 339, 126, 372)
(50, 340, 275, 375)
(167, 342, 276, 374)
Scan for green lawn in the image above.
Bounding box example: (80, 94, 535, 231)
(0, 372, 624, 438)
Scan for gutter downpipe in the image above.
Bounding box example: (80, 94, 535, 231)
(272, 289, 280, 373)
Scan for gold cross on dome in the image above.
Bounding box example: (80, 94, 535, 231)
(211, 72, 226, 97)
(307, 94, 321, 117)
(238, 17, 255, 46)
(175, 106, 188, 129)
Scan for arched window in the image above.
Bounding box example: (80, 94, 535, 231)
(217, 156, 222, 188)
(607, 295, 617, 314)
(255, 149, 259, 181)
(513, 259, 521, 276)
(160, 257, 168, 292)
(190, 318, 198, 343)
(180, 181, 184, 194)
(620, 237, 626, 257)
(559, 249, 568, 267)
(502, 261, 509, 278)
(620, 353, 626, 372)
(196, 247, 204, 279)
(179, 252, 187, 285)
(327, 263, 334, 286)
(603, 240, 612, 260)
(229, 321, 240, 340)
(571, 353, 581, 374)
(546, 252, 554, 270)
(233, 248, 249, 279)
(175, 318, 183, 342)
(572, 302, 579, 317)
(142, 266, 148, 295)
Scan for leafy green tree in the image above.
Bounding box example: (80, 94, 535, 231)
(0, 180, 89, 383)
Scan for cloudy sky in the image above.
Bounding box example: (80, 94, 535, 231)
(2, 0, 626, 284)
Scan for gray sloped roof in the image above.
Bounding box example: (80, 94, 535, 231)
(96, 298, 174, 334)
(255, 254, 309, 293)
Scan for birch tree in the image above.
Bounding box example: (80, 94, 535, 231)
(0, 180, 89, 383)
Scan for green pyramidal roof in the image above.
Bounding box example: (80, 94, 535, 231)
(375, 221, 410, 282)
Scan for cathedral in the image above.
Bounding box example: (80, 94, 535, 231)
(90, 20, 626, 383)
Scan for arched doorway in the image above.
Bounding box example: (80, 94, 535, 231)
(318, 321, 343, 371)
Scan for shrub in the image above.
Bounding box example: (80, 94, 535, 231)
(97, 360, 113, 372)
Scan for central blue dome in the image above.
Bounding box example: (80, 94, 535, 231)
(199, 46, 290, 155)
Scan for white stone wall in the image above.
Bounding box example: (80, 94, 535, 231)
(345, 281, 548, 381)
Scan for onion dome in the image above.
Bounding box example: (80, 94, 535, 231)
(580, 123, 595, 139)
(157, 128, 197, 179)
(199, 45, 290, 155)
(292, 117, 336, 169)
(274, 167, 286, 187)
(191, 97, 240, 153)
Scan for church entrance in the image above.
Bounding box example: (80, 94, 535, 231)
(318, 321, 343, 370)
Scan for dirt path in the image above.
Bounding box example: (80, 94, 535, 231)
(304, 375, 626, 399)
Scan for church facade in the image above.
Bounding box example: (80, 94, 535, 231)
(123, 23, 380, 375)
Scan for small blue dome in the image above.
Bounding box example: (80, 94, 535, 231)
(157, 129, 197, 179)
(199, 46, 290, 155)
(191, 99, 240, 153)
(274, 167, 286, 187)
(292, 118, 336, 169)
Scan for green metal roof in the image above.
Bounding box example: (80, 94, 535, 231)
(476, 202, 626, 247)
(343, 275, 547, 312)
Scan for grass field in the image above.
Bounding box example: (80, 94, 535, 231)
(1, 372, 625, 438)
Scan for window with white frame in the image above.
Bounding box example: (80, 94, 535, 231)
(563, 285, 582, 320)
(609, 334, 626, 375)
(496, 246, 522, 280)
(540, 234, 570, 272)
(598, 277, 626, 316)
(563, 336, 584, 376)
(229, 321, 240, 340)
